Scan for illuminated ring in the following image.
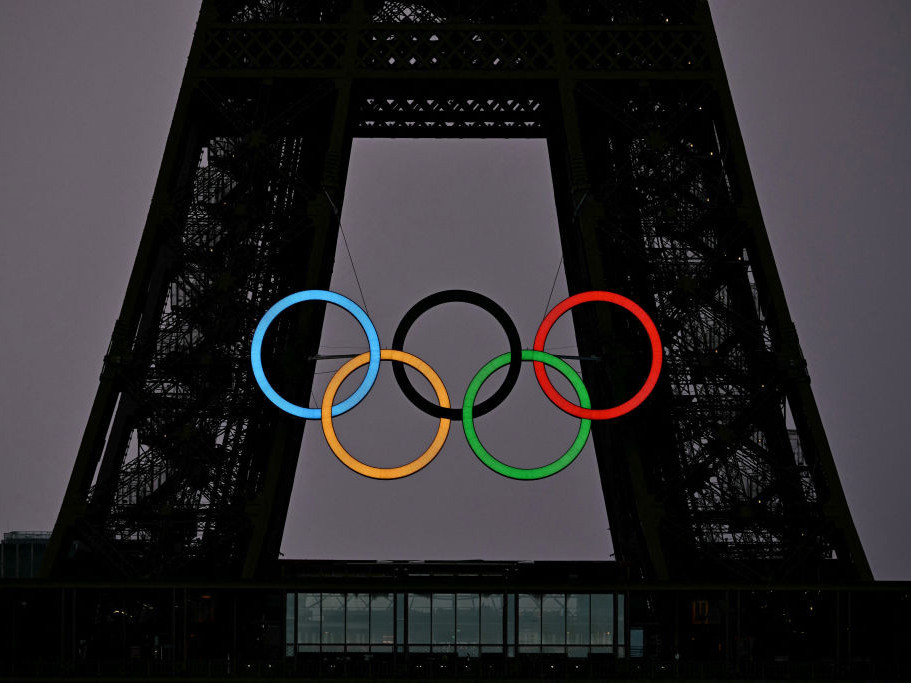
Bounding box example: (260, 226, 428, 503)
(533, 291, 661, 420)
(463, 350, 591, 480)
(251, 290, 380, 419)
(322, 349, 450, 479)
(391, 290, 522, 421)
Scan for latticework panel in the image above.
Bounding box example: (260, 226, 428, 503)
(220, 0, 347, 23)
(70, 76, 346, 577)
(575, 82, 831, 576)
(217, 0, 699, 26)
(200, 25, 709, 74)
(562, 0, 700, 25)
(565, 29, 708, 71)
(199, 0, 711, 77)
(355, 93, 545, 136)
(87, 134, 314, 575)
(366, 0, 548, 24)
(201, 26, 347, 71)
(357, 28, 555, 70)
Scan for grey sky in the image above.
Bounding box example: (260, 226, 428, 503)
(284, 137, 608, 561)
(0, 1, 908, 578)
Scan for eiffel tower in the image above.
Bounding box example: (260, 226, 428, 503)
(43, 0, 869, 585)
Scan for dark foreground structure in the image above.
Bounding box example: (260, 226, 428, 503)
(6, 0, 908, 679)
(4, 562, 911, 680)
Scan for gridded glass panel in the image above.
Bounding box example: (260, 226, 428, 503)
(566, 594, 589, 645)
(396, 593, 405, 651)
(481, 594, 503, 646)
(542, 594, 565, 651)
(285, 593, 295, 654)
(457, 593, 480, 644)
(591, 593, 613, 651)
(630, 627, 644, 658)
(618, 593, 625, 646)
(0, 547, 13, 578)
(322, 593, 345, 650)
(518, 594, 541, 648)
(432, 593, 455, 650)
(617, 593, 625, 656)
(347, 593, 370, 650)
(371, 593, 395, 646)
(408, 593, 431, 652)
(506, 593, 515, 651)
(297, 593, 321, 645)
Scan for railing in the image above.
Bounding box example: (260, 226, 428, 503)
(1, 656, 905, 680)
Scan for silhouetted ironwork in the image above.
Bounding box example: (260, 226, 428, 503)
(44, 0, 868, 585)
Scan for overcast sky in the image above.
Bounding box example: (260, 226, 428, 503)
(0, 1, 908, 579)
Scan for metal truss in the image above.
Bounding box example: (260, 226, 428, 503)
(45, 76, 350, 577)
(44, 0, 870, 582)
(91, 131, 306, 575)
(201, 27, 707, 74)
(562, 79, 856, 580)
(200, 0, 708, 77)
(354, 90, 545, 136)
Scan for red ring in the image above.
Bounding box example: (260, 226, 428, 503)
(533, 291, 662, 420)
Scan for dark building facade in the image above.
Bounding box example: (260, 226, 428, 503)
(0, 531, 50, 579)
(3, 562, 911, 679)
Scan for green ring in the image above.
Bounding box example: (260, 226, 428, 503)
(462, 349, 592, 480)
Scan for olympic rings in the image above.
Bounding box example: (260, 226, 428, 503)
(533, 291, 662, 420)
(251, 290, 380, 419)
(463, 350, 591, 480)
(391, 290, 522, 421)
(251, 288, 662, 480)
(322, 350, 451, 479)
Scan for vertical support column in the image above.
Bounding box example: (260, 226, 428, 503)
(699, 2, 870, 580)
(546, 0, 675, 580)
(41, 3, 212, 579)
(242, 1, 365, 579)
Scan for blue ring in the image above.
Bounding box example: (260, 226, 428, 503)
(251, 290, 380, 419)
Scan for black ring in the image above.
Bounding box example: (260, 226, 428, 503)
(391, 290, 522, 421)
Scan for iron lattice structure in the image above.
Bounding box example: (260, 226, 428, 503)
(44, 0, 869, 582)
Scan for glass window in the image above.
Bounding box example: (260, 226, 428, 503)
(322, 593, 345, 651)
(630, 627, 644, 658)
(408, 593, 431, 652)
(566, 593, 589, 657)
(285, 593, 295, 655)
(371, 593, 395, 649)
(457, 645, 479, 658)
(0, 546, 10, 578)
(432, 593, 455, 651)
(591, 593, 613, 652)
(346, 593, 370, 651)
(506, 593, 515, 656)
(566, 594, 589, 645)
(457, 593, 480, 644)
(518, 594, 541, 650)
(617, 593, 626, 656)
(481, 594, 503, 650)
(297, 593, 321, 648)
(396, 593, 405, 652)
(542, 594, 565, 651)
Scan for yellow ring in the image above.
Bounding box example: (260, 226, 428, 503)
(321, 349, 451, 479)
